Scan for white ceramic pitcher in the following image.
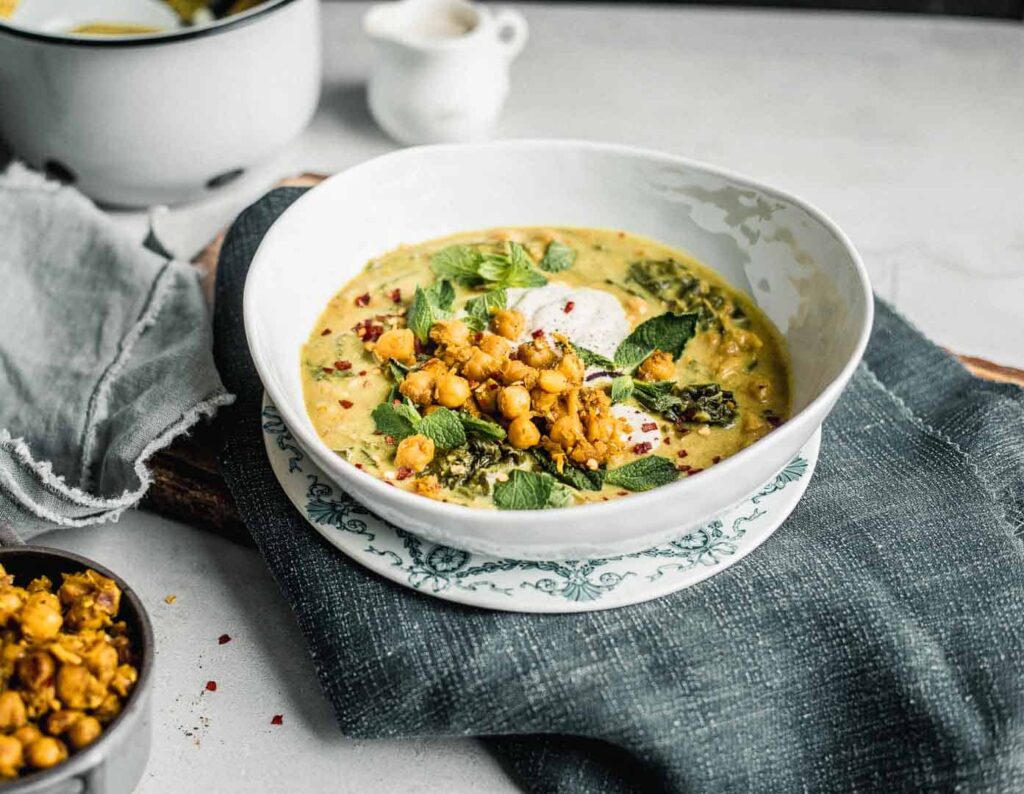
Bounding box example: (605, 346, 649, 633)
(364, 0, 528, 145)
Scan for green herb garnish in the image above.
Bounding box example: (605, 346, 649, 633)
(407, 280, 455, 343)
(628, 259, 748, 330)
(371, 401, 421, 441)
(463, 288, 508, 332)
(570, 344, 615, 370)
(531, 449, 604, 492)
(613, 312, 698, 371)
(430, 243, 548, 290)
(610, 375, 634, 404)
(538, 240, 576, 273)
(458, 412, 506, 442)
(604, 456, 679, 492)
(633, 380, 737, 427)
(493, 469, 571, 510)
(418, 407, 467, 449)
(427, 438, 524, 493)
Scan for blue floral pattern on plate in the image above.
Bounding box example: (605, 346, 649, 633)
(262, 399, 819, 613)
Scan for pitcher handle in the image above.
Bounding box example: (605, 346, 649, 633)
(493, 8, 528, 60)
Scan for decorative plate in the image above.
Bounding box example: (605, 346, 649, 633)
(262, 398, 820, 613)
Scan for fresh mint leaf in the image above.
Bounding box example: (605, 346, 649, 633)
(463, 289, 507, 332)
(613, 312, 698, 371)
(493, 469, 561, 510)
(604, 455, 679, 492)
(571, 343, 616, 370)
(430, 246, 484, 286)
(458, 412, 506, 442)
(372, 401, 421, 440)
(538, 240, 576, 273)
(503, 242, 548, 288)
(418, 407, 467, 449)
(408, 281, 454, 343)
(547, 482, 573, 507)
(610, 375, 634, 403)
(531, 449, 604, 492)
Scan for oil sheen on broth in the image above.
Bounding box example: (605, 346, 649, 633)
(301, 227, 791, 510)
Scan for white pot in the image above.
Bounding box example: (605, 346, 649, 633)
(0, 0, 322, 207)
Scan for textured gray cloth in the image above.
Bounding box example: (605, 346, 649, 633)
(0, 165, 232, 537)
(215, 188, 1024, 793)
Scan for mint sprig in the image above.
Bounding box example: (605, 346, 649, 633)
(610, 375, 634, 404)
(604, 456, 679, 492)
(430, 243, 548, 290)
(538, 241, 576, 273)
(463, 288, 507, 332)
(371, 401, 466, 449)
(493, 469, 571, 510)
(613, 312, 698, 371)
(408, 280, 455, 343)
(458, 412, 506, 442)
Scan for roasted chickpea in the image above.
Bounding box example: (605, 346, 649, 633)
(394, 434, 435, 473)
(491, 309, 525, 340)
(83, 642, 119, 686)
(586, 416, 616, 443)
(637, 350, 675, 382)
(530, 388, 559, 414)
(20, 592, 62, 643)
(498, 385, 531, 419)
(556, 351, 585, 385)
(462, 349, 499, 382)
(372, 328, 416, 365)
(56, 664, 105, 710)
(477, 333, 511, 359)
(0, 691, 26, 731)
(13, 725, 41, 747)
(517, 339, 557, 369)
(93, 694, 122, 725)
(549, 416, 584, 449)
(499, 360, 538, 388)
(399, 369, 436, 406)
(25, 737, 66, 770)
(0, 589, 23, 624)
(435, 374, 471, 408)
(0, 735, 23, 778)
(537, 370, 569, 394)
(414, 475, 442, 500)
(16, 651, 55, 691)
(473, 381, 501, 414)
(66, 716, 102, 751)
(429, 319, 471, 349)
(45, 710, 83, 737)
(507, 416, 541, 449)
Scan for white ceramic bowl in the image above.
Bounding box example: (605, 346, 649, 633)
(244, 140, 872, 560)
(0, 0, 321, 207)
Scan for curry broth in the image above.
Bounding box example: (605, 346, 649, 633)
(301, 227, 790, 509)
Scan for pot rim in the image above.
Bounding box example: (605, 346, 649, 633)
(0, 545, 155, 792)
(0, 0, 298, 48)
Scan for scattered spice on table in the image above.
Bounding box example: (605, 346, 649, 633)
(270, 714, 283, 726)
(218, 634, 231, 645)
(205, 681, 217, 693)
(164, 594, 177, 605)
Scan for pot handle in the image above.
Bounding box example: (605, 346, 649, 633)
(493, 7, 528, 60)
(74, 761, 105, 794)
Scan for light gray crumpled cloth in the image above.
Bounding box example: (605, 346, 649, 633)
(0, 165, 233, 540)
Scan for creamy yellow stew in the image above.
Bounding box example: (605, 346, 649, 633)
(301, 227, 790, 510)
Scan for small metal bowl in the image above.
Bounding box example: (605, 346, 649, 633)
(0, 546, 154, 794)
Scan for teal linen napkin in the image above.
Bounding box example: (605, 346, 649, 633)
(215, 189, 1024, 792)
(0, 165, 232, 538)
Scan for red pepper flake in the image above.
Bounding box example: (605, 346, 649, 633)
(205, 681, 217, 692)
(320, 328, 331, 336)
(677, 450, 688, 458)
(339, 399, 354, 410)
(395, 467, 413, 481)
(473, 332, 484, 344)
(389, 288, 402, 304)
(355, 293, 371, 307)
(358, 370, 367, 376)
(632, 442, 653, 454)
(641, 422, 658, 433)
(385, 435, 396, 446)
(271, 714, 284, 726)
(218, 634, 231, 645)
(321, 366, 334, 375)
(687, 468, 704, 476)
(617, 491, 629, 496)
(355, 463, 364, 469)
(334, 360, 352, 371)
(352, 318, 384, 343)
(564, 301, 575, 314)
(712, 456, 721, 464)
(676, 464, 691, 472)
(531, 329, 544, 339)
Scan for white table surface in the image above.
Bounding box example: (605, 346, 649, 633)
(37, 3, 1024, 791)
